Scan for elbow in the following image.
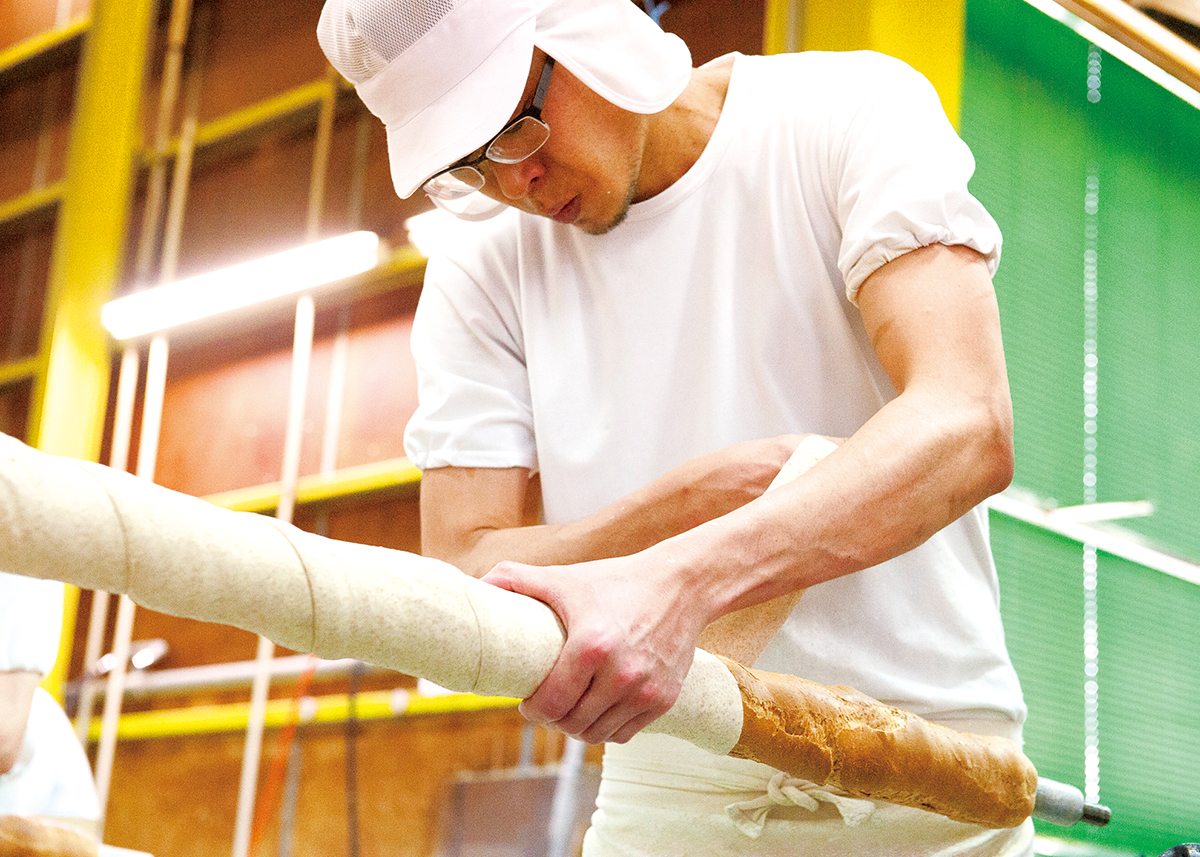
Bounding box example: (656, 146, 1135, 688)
(975, 398, 1015, 500)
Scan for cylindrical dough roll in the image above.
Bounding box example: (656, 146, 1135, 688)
(0, 433, 1039, 827)
(0, 432, 743, 756)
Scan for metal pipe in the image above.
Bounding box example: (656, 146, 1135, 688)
(1033, 778, 1112, 827)
(80, 690, 518, 743)
(545, 737, 587, 857)
(1053, 0, 1200, 94)
(70, 655, 388, 701)
(72, 348, 138, 742)
(90, 0, 201, 831)
(232, 63, 341, 857)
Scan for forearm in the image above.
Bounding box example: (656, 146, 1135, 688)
(658, 385, 1013, 623)
(670, 245, 1015, 623)
(420, 437, 796, 576)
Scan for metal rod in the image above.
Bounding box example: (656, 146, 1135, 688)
(91, 591, 135, 832)
(93, 333, 169, 835)
(233, 62, 339, 857)
(70, 655, 387, 701)
(546, 737, 587, 857)
(1053, 0, 1200, 94)
(90, 0, 200, 832)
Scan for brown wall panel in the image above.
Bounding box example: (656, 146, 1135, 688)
(0, 75, 42, 199)
(176, 131, 319, 281)
(0, 222, 53, 361)
(0, 377, 32, 441)
(154, 287, 420, 498)
(101, 708, 584, 857)
(660, 0, 765, 63)
(0, 67, 75, 201)
(320, 108, 432, 250)
(0, 0, 91, 52)
(193, 0, 329, 127)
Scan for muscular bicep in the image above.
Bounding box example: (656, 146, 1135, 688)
(859, 243, 1008, 393)
(857, 243, 1009, 403)
(418, 466, 543, 576)
(853, 242, 1013, 511)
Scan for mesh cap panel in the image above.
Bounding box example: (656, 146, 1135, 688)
(319, 0, 458, 84)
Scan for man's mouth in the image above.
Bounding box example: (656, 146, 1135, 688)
(550, 196, 581, 225)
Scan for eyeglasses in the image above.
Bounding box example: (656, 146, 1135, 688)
(423, 56, 555, 201)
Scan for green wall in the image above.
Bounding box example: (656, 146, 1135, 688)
(962, 0, 1200, 852)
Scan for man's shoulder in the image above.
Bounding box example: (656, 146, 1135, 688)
(732, 50, 929, 98)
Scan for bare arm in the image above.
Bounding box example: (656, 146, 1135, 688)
(0, 670, 41, 774)
(484, 243, 1013, 743)
(418, 434, 807, 577)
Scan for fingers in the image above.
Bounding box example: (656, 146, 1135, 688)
(481, 556, 700, 745)
(519, 624, 688, 745)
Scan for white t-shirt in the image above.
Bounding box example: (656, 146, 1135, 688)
(405, 51, 1030, 853)
(0, 572, 101, 823)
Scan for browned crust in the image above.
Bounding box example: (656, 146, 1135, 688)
(717, 656, 1039, 829)
(0, 817, 98, 857)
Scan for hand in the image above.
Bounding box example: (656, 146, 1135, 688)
(481, 546, 711, 745)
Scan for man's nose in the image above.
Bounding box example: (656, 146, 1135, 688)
(491, 157, 544, 200)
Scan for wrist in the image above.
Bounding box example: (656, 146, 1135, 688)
(645, 522, 735, 631)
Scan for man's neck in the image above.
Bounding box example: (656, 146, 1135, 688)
(634, 61, 733, 202)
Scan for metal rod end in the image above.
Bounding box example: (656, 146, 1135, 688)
(1081, 802, 1112, 827)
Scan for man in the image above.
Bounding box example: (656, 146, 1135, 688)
(318, 0, 1032, 853)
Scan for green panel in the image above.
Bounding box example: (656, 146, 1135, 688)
(1094, 554, 1200, 852)
(992, 513, 1200, 854)
(990, 514, 1085, 783)
(1086, 56, 1200, 560)
(962, 0, 1092, 509)
(963, 0, 1200, 560)
(965, 0, 1200, 852)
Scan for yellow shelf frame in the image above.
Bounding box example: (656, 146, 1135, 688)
(86, 690, 518, 742)
(0, 15, 89, 81)
(204, 456, 422, 514)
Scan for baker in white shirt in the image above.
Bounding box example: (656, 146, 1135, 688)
(316, 0, 1032, 853)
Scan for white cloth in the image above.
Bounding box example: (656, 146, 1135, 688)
(587, 734, 1034, 856)
(404, 50, 1027, 854)
(0, 572, 100, 822)
(0, 688, 101, 821)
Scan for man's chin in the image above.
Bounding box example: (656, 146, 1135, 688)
(576, 186, 636, 236)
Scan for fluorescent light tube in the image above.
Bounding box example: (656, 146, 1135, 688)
(101, 231, 381, 340)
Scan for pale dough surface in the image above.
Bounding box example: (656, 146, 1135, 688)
(0, 433, 742, 755)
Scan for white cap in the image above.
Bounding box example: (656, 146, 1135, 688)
(317, 0, 692, 200)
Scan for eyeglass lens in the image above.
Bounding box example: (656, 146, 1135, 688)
(424, 57, 555, 200)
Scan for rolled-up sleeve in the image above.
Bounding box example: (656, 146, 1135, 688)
(833, 55, 1002, 303)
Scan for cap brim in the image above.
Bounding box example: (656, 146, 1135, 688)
(534, 0, 691, 114)
(356, 5, 536, 198)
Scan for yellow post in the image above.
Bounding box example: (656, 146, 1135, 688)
(29, 0, 159, 698)
(30, 0, 157, 460)
(764, 0, 966, 128)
